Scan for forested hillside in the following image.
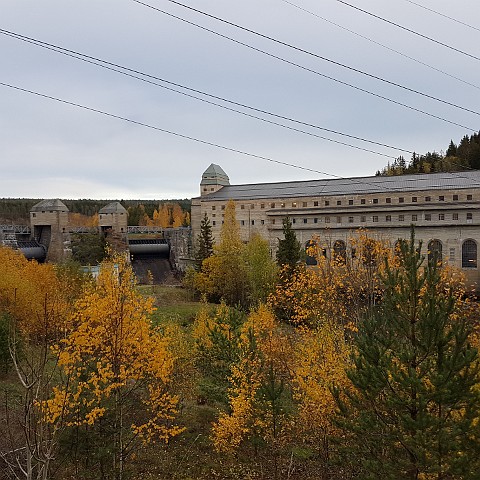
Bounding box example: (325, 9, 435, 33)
(376, 130, 480, 176)
(0, 198, 191, 225)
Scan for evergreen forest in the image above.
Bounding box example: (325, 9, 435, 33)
(376, 131, 480, 176)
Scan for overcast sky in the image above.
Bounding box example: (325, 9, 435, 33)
(1, 0, 479, 200)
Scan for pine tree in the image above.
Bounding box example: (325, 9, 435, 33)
(195, 212, 214, 270)
(276, 217, 303, 269)
(446, 139, 457, 157)
(334, 233, 480, 478)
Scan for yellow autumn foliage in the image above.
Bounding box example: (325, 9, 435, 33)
(270, 232, 394, 328)
(292, 321, 352, 442)
(212, 305, 292, 452)
(0, 245, 71, 342)
(41, 254, 183, 443)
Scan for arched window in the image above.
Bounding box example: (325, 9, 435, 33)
(305, 240, 318, 266)
(462, 240, 477, 268)
(428, 239, 443, 265)
(333, 240, 346, 264)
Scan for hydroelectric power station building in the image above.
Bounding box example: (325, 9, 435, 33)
(191, 164, 480, 289)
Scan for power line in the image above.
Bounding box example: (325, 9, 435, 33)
(130, 1, 476, 131)
(147, 0, 480, 116)
(335, 0, 480, 62)
(0, 80, 382, 177)
(1, 82, 479, 196)
(400, 0, 480, 33)
(279, 0, 480, 91)
(0, 28, 411, 155)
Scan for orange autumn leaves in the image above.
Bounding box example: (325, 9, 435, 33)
(0, 246, 182, 445)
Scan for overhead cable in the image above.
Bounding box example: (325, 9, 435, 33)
(400, 0, 480, 33)
(0, 81, 396, 176)
(279, 0, 480, 91)
(129, 2, 475, 131)
(145, 0, 480, 116)
(335, 0, 480, 62)
(2, 81, 479, 193)
(0, 28, 412, 154)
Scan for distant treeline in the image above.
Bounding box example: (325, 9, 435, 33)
(377, 131, 480, 176)
(0, 198, 191, 225)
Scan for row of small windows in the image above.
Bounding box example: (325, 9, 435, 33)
(211, 212, 474, 226)
(280, 213, 471, 225)
(305, 239, 478, 269)
(210, 194, 473, 211)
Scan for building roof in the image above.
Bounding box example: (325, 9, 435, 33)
(30, 199, 69, 212)
(99, 202, 127, 214)
(197, 171, 480, 201)
(201, 163, 230, 186)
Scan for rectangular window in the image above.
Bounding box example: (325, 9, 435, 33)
(221, 205, 225, 210)
(337, 200, 342, 206)
(292, 218, 296, 224)
(467, 194, 473, 200)
(373, 198, 379, 204)
(212, 214, 216, 218)
(212, 221, 216, 226)
(212, 206, 216, 210)
(449, 247, 456, 262)
(261, 219, 265, 225)
(241, 204, 245, 209)
(399, 197, 405, 203)
(241, 220, 245, 225)
(412, 197, 417, 202)
(425, 213, 431, 221)
(336, 216, 342, 223)
(325, 216, 330, 224)
(251, 204, 255, 209)
(261, 203, 265, 209)
(361, 216, 366, 223)
(372, 216, 378, 223)
(348, 216, 354, 223)
(272, 219, 275, 224)
(314, 201, 319, 206)
(425, 196, 431, 202)
(453, 195, 458, 201)
(361, 199, 366, 205)
(292, 202, 297, 208)
(412, 214, 417, 221)
(314, 218, 318, 224)
(325, 200, 330, 206)
(251, 220, 255, 225)
(271, 203, 275, 208)
(303, 218, 308, 224)
(467, 213, 473, 220)
(349, 199, 354, 205)
(386, 215, 391, 222)
(386, 198, 391, 204)
(399, 214, 404, 221)
(439, 213, 445, 220)
(303, 202, 307, 207)
(453, 213, 459, 220)
(439, 196, 444, 201)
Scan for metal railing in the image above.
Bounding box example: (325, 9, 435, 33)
(0, 224, 31, 234)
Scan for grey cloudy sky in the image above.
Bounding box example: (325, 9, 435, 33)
(1, 0, 479, 200)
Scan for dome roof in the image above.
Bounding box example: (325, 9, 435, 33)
(201, 164, 230, 186)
